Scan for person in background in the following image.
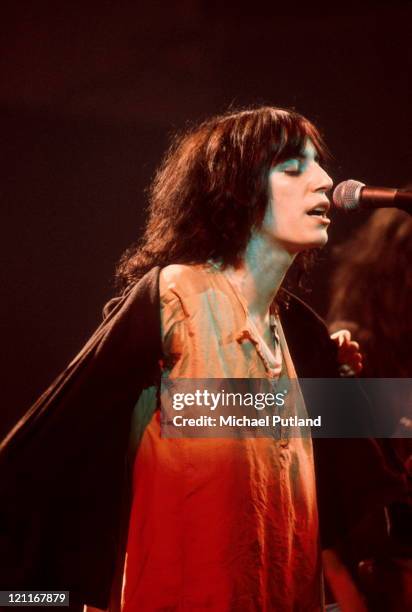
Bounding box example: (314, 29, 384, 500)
(326, 208, 412, 611)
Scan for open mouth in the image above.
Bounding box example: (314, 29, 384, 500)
(307, 206, 329, 218)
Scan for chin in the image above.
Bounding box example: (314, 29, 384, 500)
(280, 232, 328, 254)
(315, 237, 329, 249)
(309, 231, 329, 249)
(294, 237, 328, 253)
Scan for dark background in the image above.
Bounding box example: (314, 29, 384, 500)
(1, 1, 412, 436)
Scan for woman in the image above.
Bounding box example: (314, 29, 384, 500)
(111, 107, 334, 611)
(0, 106, 359, 611)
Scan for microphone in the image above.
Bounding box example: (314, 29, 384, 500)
(333, 179, 412, 214)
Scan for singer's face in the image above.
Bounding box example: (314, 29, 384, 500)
(260, 139, 333, 254)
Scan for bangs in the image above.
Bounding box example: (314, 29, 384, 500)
(267, 110, 330, 167)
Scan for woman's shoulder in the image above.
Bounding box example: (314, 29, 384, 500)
(160, 263, 203, 282)
(160, 263, 218, 298)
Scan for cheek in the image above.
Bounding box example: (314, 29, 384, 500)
(263, 198, 294, 227)
(265, 179, 301, 229)
(273, 200, 297, 227)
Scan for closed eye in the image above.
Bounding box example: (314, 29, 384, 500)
(278, 158, 302, 173)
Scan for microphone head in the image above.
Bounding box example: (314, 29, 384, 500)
(333, 179, 365, 210)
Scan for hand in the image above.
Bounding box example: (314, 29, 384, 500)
(330, 329, 363, 376)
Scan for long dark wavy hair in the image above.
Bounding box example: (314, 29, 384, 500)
(116, 106, 329, 291)
(328, 208, 412, 377)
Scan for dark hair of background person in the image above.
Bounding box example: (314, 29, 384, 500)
(328, 208, 412, 378)
(115, 106, 330, 293)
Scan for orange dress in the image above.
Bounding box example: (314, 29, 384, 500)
(120, 264, 322, 611)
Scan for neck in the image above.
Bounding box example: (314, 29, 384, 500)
(225, 232, 296, 321)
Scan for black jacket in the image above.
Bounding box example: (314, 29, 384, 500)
(0, 267, 406, 609)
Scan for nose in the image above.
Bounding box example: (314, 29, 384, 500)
(313, 163, 333, 193)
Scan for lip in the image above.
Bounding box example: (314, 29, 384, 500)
(310, 215, 331, 226)
(306, 200, 331, 215)
(306, 200, 331, 224)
